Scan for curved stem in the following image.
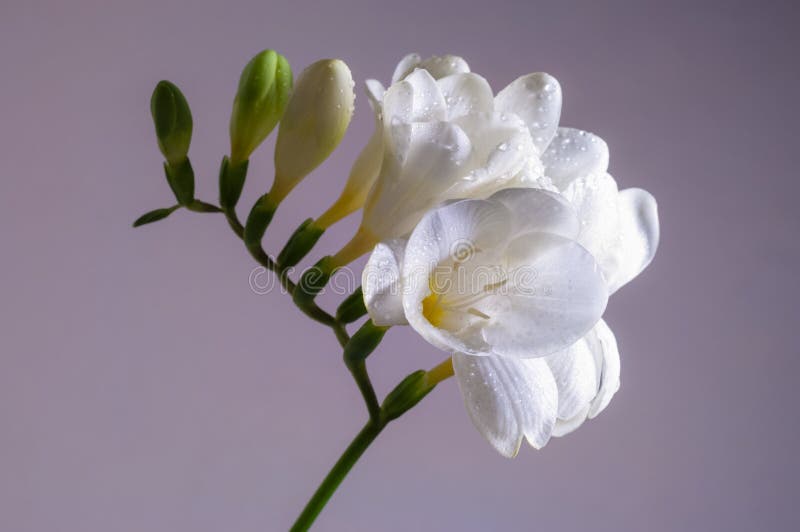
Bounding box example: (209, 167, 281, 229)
(221, 204, 340, 328)
(347, 360, 381, 421)
(290, 420, 384, 532)
(223, 207, 245, 239)
(290, 358, 456, 531)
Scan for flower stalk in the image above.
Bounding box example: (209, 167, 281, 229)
(290, 357, 454, 532)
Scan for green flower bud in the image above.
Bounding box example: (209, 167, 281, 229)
(229, 49, 293, 164)
(272, 59, 355, 201)
(150, 81, 193, 166)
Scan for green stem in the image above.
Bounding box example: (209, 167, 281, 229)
(347, 360, 381, 421)
(221, 204, 339, 328)
(290, 357, 453, 531)
(290, 420, 385, 532)
(223, 207, 245, 239)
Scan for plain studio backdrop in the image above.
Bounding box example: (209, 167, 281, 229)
(1, 1, 798, 531)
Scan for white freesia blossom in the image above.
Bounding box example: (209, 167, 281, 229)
(362, 188, 630, 455)
(331, 53, 563, 266)
(363, 187, 609, 355)
(359, 54, 660, 457)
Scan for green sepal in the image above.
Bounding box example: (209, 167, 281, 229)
(164, 158, 195, 206)
(381, 370, 435, 422)
(186, 200, 222, 213)
(293, 256, 336, 308)
(277, 218, 325, 268)
(343, 320, 388, 365)
(133, 205, 180, 227)
(218, 156, 249, 209)
(336, 287, 366, 324)
(244, 193, 278, 256)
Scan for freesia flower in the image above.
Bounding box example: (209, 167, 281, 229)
(329, 53, 563, 266)
(361, 188, 620, 454)
(363, 188, 608, 357)
(361, 185, 653, 456)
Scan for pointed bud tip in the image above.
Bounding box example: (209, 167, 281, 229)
(230, 49, 293, 162)
(150, 80, 192, 165)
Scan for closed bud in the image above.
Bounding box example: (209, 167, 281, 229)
(229, 49, 292, 164)
(272, 59, 355, 201)
(151, 81, 192, 166)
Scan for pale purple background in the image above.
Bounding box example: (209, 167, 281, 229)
(1, 0, 798, 531)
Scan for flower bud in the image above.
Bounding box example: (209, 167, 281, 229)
(229, 49, 292, 164)
(272, 59, 355, 201)
(150, 81, 192, 166)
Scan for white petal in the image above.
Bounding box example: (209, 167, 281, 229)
(587, 319, 621, 418)
(417, 55, 470, 79)
(391, 53, 421, 83)
(364, 120, 473, 239)
(448, 111, 535, 197)
(495, 73, 562, 154)
(552, 405, 590, 437)
(436, 73, 494, 119)
(563, 172, 621, 273)
(543, 127, 609, 189)
(402, 200, 513, 355)
(482, 232, 608, 358)
(545, 337, 599, 420)
(394, 54, 470, 83)
(453, 353, 558, 456)
(364, 79, 385, 112)
(362, 239, 408, 326)
(506, 158, 553, 191)
(604, 188, 660, 294)
(489, 187, 580, 240)
(382, 69, 447, 126)
(387, 119, 473, 180)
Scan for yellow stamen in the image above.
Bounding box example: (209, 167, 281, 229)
(422, 290, 447, 327)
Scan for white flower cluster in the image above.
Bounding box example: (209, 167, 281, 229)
(354, 53, 660, 456)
